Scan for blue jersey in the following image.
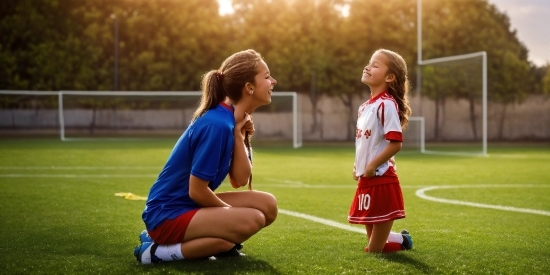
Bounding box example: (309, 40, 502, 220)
(142, 103, 235, 230)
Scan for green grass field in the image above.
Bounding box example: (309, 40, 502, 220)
(1, 138, 549, 274)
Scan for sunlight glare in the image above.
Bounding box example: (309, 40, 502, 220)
(335, 3, 350, 17)
(217, 0, 234, 15)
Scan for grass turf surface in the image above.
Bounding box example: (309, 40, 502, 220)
(0, 138, 549, 274)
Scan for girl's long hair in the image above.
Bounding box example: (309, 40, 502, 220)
(377, 49, 412, 129)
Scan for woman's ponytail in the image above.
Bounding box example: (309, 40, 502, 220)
(192, 70, 227, 121)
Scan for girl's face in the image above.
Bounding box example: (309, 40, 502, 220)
(251, 60, 277, 105)
(361, 51, 391, 87)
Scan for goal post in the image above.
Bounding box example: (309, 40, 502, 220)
(417, 52, 488, 157)
(402, 116, 425, 153)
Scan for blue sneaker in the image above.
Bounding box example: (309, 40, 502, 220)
(400, 230, 413, 250)
(134, 242, 161, 264)
(139, 230, 153, 243)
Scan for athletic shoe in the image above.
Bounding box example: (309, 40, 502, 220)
(139, 229, 153, 243)
(400, 230, 413, 250)
(214, 243, 246, 257)
(134, 242, 161, 264)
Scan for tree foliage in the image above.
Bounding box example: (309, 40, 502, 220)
(0, 0, 545, 139)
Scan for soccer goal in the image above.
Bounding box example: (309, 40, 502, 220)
(417, 52, 487, 156)
(58, 91, 303, 148)
(416, 0, 487, 156)
(0, 90, 302, 148)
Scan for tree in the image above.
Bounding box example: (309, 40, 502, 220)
(421, 0, 534, 140)
(338, 0, 416, 139)
(542, 64, 550, 95)
(231, 0, 348, 138)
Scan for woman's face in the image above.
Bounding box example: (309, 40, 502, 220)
(361, 51, 390, 87)
(251, 60, 277, 105)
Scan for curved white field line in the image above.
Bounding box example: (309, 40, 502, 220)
(416, 184, 550, 216)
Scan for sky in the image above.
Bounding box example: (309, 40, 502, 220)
(488, 0, 550, 66)
(217, 0, 549, 66)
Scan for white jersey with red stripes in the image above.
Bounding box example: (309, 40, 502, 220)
(354, 91, 403, 178)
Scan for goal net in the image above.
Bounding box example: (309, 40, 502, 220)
(417, 52, 487, 156)
(0, 91, 302, 148)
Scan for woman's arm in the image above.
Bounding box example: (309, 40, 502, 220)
(189, 175, 231, 207)
(229, 113, 253, 188)
(364, 141, 402, 177)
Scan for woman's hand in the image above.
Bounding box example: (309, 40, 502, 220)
(235, 112, 255, 138)
(229, 112, 253, 188)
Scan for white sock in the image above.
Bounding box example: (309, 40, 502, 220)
(154, 243, 184, 261)
(387, 232, 404, 244)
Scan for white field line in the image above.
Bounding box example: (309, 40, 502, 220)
(0, 166, 160, 170)
(0, 174, 158, 178)
(278, 209, 364, 234)
(262, 178, 422, 189)
(1, 168, 548, 224)
(416, 184, 550, 216)
(487, 154, 550, 159)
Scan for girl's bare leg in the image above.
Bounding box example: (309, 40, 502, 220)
(366, 220, 394, 253)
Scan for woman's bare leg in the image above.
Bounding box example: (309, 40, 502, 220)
(176, 190, 277, 258)
(217, 190, 278, 226)
(184, 206, 265, 243)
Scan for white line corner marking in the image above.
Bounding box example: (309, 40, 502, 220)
(415, 185, 550, 216)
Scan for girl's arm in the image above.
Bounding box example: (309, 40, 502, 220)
(189, 175, 231, 207)
(229, 113, 253, 188)
(364, 141, 402, 177)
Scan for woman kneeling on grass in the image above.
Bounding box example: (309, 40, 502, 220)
(348, 49, 413, 253)
(134, 49, 278, 264)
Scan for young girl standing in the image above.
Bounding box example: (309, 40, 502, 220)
(348, 49, 413, 253)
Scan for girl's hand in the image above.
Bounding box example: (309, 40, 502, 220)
(352, 164, 359, 181)
(365, 164, 376, 177)
(389, 157, 397, 171)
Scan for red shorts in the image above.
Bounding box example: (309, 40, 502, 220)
(348, 176, 405, 225)
(148, 209, 199, 245)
